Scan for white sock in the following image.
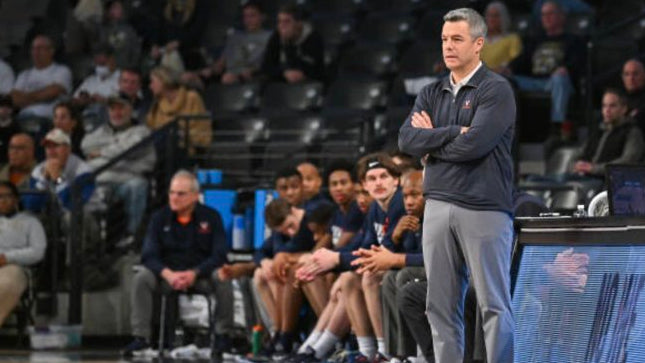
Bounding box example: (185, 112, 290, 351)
(312, 330, 340, 359)
(377, 337, 387, 357)
(298, 330, 322, 354)
(357, 336, 376, 360)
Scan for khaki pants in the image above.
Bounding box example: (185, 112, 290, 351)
(0, 264, 27, 326)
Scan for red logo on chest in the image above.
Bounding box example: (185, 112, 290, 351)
(198, 221, 211, 234)
(463, 100, 471, 110)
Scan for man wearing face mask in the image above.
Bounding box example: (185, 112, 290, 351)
(74, 45, 121, 107)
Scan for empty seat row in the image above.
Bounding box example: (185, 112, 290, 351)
(204, 78, 391, 118)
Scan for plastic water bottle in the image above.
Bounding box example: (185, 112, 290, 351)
(252, 325, 263, 356)
(232, 214, 247, 250)
(573, 204, 587, 218)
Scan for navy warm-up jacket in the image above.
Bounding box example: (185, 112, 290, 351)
(398, 65, 515, 214)
(141, 203, 228, 278)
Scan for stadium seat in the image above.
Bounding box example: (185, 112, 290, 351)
(566, 13, 594, 37)
(203, 83, 260, 118)
(337, 43, 398, 78)
(550, 188, 582, 213)
(313, 16, 356, 48)
(357, 13, 416, 47)
(323, 78, 389, 113)
(399, 41, 442, 78)
(309, 0, 364, 17)
(212, 116, 268, 143)
(260, 82, 324, 116)
(545, 146, 579, 176)
(267, 115, 325, 144)
(416, 10, 446, 41)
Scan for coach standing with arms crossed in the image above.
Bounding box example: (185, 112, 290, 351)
(398, 8, 515, 363)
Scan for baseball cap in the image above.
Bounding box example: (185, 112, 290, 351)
(42, 128, 71, 146)
(107, 92, 132, 107)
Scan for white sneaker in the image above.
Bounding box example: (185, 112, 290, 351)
(169, 344, 199, 358)
(197, 347, 212, 359)
(132, 348, 159, 358)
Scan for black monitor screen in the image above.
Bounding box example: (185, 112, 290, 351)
(607, 165, 645, 216)
(513, 244, 645, 362)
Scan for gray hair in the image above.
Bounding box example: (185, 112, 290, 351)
(171, 169, 200, 192)
(485, 1, 512, 34)
(444, 8, 487, 39)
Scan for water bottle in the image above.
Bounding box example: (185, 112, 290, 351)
(232, 214, 247, 250)
(252, 324, 263, 356)
(573, 204, 587, 218)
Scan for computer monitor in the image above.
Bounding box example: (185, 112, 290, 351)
(512, 217, 645, 363)
(606, 164, 645, 216)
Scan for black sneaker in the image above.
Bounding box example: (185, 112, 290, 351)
(121, 336, 150, 357)
(284, 347, 318, 363)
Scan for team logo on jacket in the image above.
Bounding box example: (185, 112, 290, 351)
(374, 222, 385, 244)
(331, 225, 343, 247)
(199, 221, 211, 233)
(463, 100, 471, 110)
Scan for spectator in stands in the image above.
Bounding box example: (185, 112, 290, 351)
(621, 58, 645, 131)
(505, 1, 585, 140)
(73, 45, 121, 108)
(531, 0, 593, 24)
(0, 59, 15, 95)
(481, 1, 522, 72)
(30, 129, 94, 210)
(81, 94, 156, 245)
(123, 170, 233, 356)
(0, 181, 46, 327)
(185, 0, 271, 87)
(10, 35, 72, 119)
(297, 161, 325, 203)
(148, 0, 210, 72)
(573, 88, 644, 178)
(98, 0, 142, 69)
(118, 68, 151, 122)
(0, 134, 36, 190)
(53, 101, 85, 157)
(261, 4, 325, 83)
(0, 96, 20, 165)
(146, 66, 211, 150)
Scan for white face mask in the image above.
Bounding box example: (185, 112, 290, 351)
(95, 65, 110, 77)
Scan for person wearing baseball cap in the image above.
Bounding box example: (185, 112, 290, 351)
(31, 128, 94, 209)
(82, 91, 156, 246)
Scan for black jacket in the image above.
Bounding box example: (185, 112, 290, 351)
(261, 23, 325, 82)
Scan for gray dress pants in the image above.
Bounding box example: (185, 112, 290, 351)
(130, 267, 234, 340)
(422, 199, 514, 363)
